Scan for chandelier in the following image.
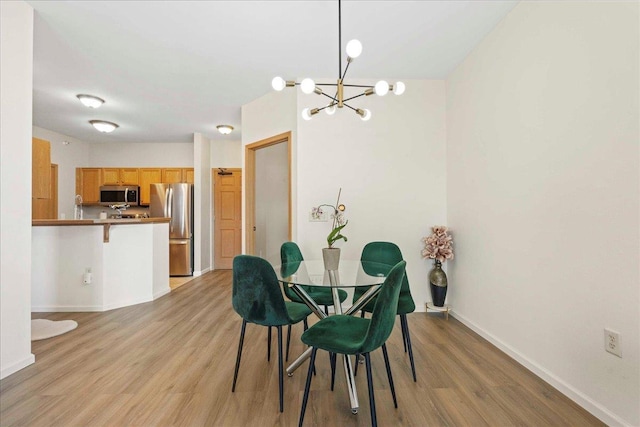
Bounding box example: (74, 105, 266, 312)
(271, 0, 405, 121)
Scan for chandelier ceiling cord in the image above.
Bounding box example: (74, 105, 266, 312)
(272, 0, 405, 121)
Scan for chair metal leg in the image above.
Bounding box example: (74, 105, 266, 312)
(354, 353, 359, 376)
(232, 320, 247, 392)
(303, 318, 308, 330)
(330, 353, 336, 390)
(400, 315, 408, 353)
(364, 353, 378, 427)
(286, 324, 292, 362)
(381, 344, 397, 408)
(299, 347, 318, 427)
(267, 326, 272, 361)
(401, 314, 417, 382)
(277, 325, 284, 412)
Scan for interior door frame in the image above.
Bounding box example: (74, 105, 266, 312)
(245, 131, 292, 255)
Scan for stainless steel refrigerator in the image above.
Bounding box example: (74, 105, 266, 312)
(150, 183, 194, 276)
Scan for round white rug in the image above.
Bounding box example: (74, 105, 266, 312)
(31, 319, 78, 341)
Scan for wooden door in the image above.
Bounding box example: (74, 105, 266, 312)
(213, 168, 242, 269)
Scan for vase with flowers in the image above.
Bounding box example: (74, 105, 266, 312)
(314, 189, 347, 271)
(421, 226, 454, 306)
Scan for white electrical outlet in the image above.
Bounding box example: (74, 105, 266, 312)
(604, 328, 622, 358)
(83, 267, 92, 285)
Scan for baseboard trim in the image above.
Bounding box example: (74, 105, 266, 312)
(193, 267, 210, 277)
(1, 353, 35, 380)
(450, 310, 632, 427)
(32, 305, 103, 312)
(153, 287, 171, 299)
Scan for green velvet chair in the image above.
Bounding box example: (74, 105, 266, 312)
(353, 242, 417, 382)
(280, 242, 348, 316)
(231, 255, 312, 413)
(298, 260, 407, 427)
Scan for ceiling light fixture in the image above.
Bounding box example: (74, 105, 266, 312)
(272, 0, 404, 121)
(89, 120, 119, 133)
(217, 125, 234, 135)
(76, 94, 105, 108)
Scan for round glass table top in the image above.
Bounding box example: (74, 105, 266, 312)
(274, 260, 391, 288)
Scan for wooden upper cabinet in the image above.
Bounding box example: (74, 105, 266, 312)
(32, 138, 51, 199)
(76, 168, 102, 204)
(103, 168, 139, 185)
(139, 168, 162, 205)
(102, 168, 120, 185)
(184, 168, 194, 184)
(162, 168, 184, 184)
(33, 164, 58, 219)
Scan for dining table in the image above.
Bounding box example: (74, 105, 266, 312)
(274, 259, 391, 414)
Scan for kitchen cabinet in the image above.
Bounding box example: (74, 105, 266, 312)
(103, 168, 139, 185)
(162, 168, 184, 184)
(139, 168, 162, 205)
(76, 168, 102, 205)
(32, 138, 51, 199)
(32, 164, 58, 219)
(184, 168, 194, 184)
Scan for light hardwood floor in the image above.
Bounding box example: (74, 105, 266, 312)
(1, 270, 604, 426)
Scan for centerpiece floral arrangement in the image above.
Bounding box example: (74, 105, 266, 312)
(421, 226, 454, 264)
(313, 188, 347, 248)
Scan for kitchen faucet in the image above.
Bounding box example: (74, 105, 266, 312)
(74, 194, 83, 219)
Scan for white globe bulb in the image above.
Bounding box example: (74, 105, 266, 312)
(345, 39, 363, 59)
(300, 78, 315, 94)
(325, 105, 336, 115)
(301, 108, 312, 121)
(393, 81, 405, 95)
(374, 80, 389, 96)
(360, 109, 372, 121)
(272, 76, 286, 91)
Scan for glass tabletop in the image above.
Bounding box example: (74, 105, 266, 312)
(275, 260, 391, 288)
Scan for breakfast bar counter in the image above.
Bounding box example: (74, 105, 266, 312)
(32, 218, 171, 312)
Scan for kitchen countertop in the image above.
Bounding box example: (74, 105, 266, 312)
(33, 218, 170, 226)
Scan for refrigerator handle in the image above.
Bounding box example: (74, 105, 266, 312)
(167, 187, 173, 234)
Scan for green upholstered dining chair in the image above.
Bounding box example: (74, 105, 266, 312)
(352, 242, 417, 382)
(231, 255, 312, 413)
(298, 260, 407, 427)
(280, 241, 348, 317)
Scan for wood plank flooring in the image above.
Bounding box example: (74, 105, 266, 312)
(1, 270, 604, 426)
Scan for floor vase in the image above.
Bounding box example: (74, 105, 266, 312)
(429, 260, 447, 307)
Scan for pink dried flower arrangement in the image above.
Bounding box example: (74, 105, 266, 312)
(421, 226, 454, 263)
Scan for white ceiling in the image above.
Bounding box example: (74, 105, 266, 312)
(28, 0, 518, 143)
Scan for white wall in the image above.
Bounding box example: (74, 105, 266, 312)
(0, 0, 35, 379)
(210, 138, 242, 168)
(446, 2, 639, 426)
(241, 83, 447, 311)
(32, 127, 90, 219)
(87, 142, 193, 167)
(241, 89, 298, 248)
(255, 143, 289, 262)
(193, 132, 211, 274)
(296, 79, 447, 309)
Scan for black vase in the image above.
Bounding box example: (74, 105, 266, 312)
(429, 260, 448, 307)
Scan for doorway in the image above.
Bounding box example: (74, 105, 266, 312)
(245, 132, 291, 260)
(212, 168, 242, 270)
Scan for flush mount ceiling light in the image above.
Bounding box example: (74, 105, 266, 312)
(216, 125, 234, 135)
(89, 120, 119, 133)
(272, 0, 405, 121)
(76, 94, 105, 108)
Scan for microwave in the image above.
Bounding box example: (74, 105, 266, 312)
(99, 186, 140, 206)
